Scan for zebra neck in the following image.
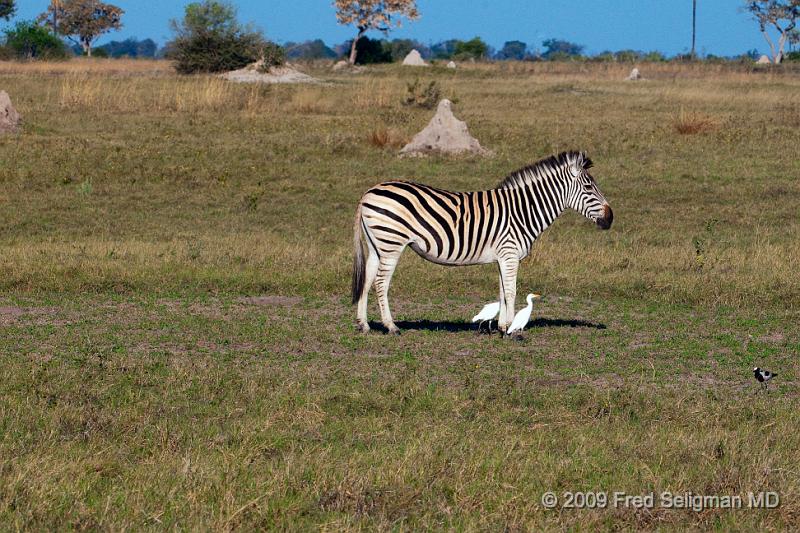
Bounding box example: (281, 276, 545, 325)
(518, 177, 566, 237)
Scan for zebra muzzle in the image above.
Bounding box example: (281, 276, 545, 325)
(596, 204, 613, 230)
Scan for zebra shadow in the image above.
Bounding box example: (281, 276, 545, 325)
(369, 318, 606, 333)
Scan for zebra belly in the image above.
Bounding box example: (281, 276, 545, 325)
(409, 241, 496, 266)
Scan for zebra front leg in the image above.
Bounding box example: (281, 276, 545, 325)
(356, 250, 379, 333)
(497, 256, 519, 334)
(375, 254, 402, 334)
(497, 270, 507, 334)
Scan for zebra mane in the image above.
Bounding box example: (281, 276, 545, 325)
(497, 151, 593, 190)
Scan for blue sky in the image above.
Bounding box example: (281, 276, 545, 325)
(16, 1, 775, 57)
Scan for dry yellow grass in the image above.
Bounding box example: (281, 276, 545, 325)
(367, 126, 408, 149)
(353, 78, 396, 109)
(459, 59, 800, 81)
(672, 108, 720, 134)
(56, 73, 277, 113)
(0, 57, 173, 75)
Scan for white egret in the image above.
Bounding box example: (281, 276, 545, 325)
(506, 294, 541, 335)
(471, 301, 500, 331)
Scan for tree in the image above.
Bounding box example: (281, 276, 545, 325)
(744, 1, 800, 63)
(167, 0, 282, 74)
(453, 37, 488, 60)
(38, 0, 123, 57)
(285, 39, 337, 60)
(430, 39, 459, 59)
(0, 0, 16, 21)
(333, 0, 419, 65)
(44, 1, 60, 34)
(542, 38, 584, 59)
(4, 21, 69, 59)
(387, 38, 428, 61)
(496, 40, 527, 60)
(789, 27, 800, 50)
(339, 35, 391, 64)
(615, 49, 642, 62)
(97, 37, 158, 58)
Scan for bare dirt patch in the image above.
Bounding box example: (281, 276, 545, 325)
(757, 332, 785, 344)
(0, 306, 25, 319)
(0, 306, 61, 325)
(237, 296, 303, 307)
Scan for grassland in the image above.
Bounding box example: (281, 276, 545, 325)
(1, 58, 799, 530)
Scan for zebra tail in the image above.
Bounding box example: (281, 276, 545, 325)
(351, 202, 365, 304)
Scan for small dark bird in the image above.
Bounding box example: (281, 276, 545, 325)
(753, 367, 777, 390)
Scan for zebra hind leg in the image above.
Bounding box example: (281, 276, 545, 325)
(356, 248, 379, 333)
(374, 253, 403, 334)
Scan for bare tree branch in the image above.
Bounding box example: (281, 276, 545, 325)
(745, 0, 800, 63)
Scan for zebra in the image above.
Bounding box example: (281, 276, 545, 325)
(351, 151, 613, 334)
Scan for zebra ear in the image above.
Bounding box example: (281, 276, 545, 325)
(569, 164, 581, 178)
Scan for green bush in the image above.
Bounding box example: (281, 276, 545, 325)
(256, 42, 286, 71)
(542, 38, 584, 60)
(591, 51, 615, 62)
(785, 51, 800, 62)
(90, 47, 110, 58)
(642, 51, 666, 62)
(388, 39, 427, 62)
(402, 79, 441, 109)
(348, 36, 391, 64)
(4, 21, 69, 60)
(614, 50, 641, 63)
(546, 51, 585, 62)
(703, 54, 729, 64)
(167, 0, 282, 74)
(0, 0, 15, 21)
(285, 39, 336, 60)
(453, 37, 488, 60)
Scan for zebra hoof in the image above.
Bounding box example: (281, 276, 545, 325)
(357, 322, 370, 334)
(385, 325, 401, 335)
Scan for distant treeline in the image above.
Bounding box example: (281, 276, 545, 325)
(4, 28, 798, 64)
(0, 24, 163, 60)
(74, 37, 159, 59)
(284, 36, 794, 64)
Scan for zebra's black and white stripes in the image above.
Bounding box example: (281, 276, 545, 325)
(352, 151, 613, 334)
